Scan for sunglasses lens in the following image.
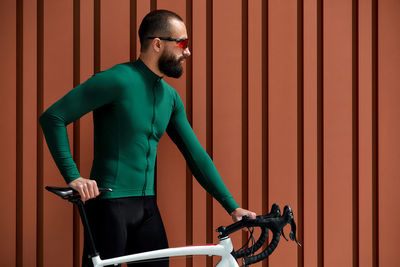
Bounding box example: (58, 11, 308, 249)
(178, 39, 189, 49)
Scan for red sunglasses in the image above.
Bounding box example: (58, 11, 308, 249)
(148, 37, 189, 49)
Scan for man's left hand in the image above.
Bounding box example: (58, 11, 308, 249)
(230, 208, 256, 222)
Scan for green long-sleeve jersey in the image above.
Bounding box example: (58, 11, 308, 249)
(39, 58, 239, 213)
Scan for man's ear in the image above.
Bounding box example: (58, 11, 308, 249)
(152, 38, 162, 53)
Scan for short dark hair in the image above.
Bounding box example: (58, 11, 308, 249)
(139, 10, 184, 52)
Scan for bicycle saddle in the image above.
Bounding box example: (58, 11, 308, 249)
(45, 186, 112, 199)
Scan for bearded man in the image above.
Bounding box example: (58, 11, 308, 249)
(39, 9, 256, 267)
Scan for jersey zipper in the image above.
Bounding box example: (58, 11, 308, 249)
(142, 78, 160, 196)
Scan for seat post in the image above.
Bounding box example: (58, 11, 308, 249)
(73, 198, 99, 258)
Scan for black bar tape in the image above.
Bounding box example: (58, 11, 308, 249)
(232, 227, 268, 259)
(243, 231, 281, 266)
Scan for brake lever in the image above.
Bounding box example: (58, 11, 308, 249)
(289, 217, 301, 247)
(281, 229, 288, 241)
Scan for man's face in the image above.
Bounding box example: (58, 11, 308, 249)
(157, 19, 191, 78)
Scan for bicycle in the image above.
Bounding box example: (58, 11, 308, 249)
(46, 186, 301, 266)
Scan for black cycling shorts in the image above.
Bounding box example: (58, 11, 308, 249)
(82, 196, 169, 267)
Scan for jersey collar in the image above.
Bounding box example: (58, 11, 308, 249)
(134, 58, 163, 82)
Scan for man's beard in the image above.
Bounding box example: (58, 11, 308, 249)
(158, 49, 185, 78)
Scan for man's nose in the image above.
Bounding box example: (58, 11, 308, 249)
(183, 47, 191, 57)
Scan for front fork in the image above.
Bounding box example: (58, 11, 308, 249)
(215, 237, 239, 267)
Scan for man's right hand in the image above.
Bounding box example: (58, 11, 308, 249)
(68, 177, 100, 202)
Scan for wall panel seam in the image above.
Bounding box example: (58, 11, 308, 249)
(206, 0, 213, 266)
(371, 0, 379, 266)
(242, 0, 249, 246)
(262, 1, 269, 266)
(36, 0, 45, 266)
(297, 0, 305, 267)
(317, 0, 324, 266)
(94, 0, 100, 73)
(130, 0, 137, 62)
(186, 1, 194, 266)
(72, 1, 81, 266)
(352, 0, 360, 266)
(16, 0, 24, 265)
(150, 0, 157, 12)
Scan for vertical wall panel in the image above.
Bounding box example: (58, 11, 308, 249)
(192, 0, 208, 265)
(22, 0, 38, 265)
(98, 2, 131, 266)
(78, 0, 95, 179)
(248, 0, 263, 229)
(248, 1, 263, 267)
(136, 0, 151, 58)
(303, 0, 318, 267)
(0, 0, 16, 266)
(212, 0, 243, 256)
(100, 0, 130, 70)
(268, 0, 298, 267)
(324, 0, 353, 266)
(156, 2, 188, 267)
(358, 0, 373, 266)
(378, 1, 400, 266)
(42, 1, 74, 266)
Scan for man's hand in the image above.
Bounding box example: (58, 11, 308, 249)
(68, 177, 100, 202)
(230, 208, 257, 222)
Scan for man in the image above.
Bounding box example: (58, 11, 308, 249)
(40, 9, 256, 267)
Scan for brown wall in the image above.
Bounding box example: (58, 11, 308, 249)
(1, 0, 399, 266)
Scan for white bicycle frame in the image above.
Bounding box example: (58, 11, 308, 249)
(90, 237, 239, 267)
(44, 187, 243, 266)
(46, 186, 300, 267)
